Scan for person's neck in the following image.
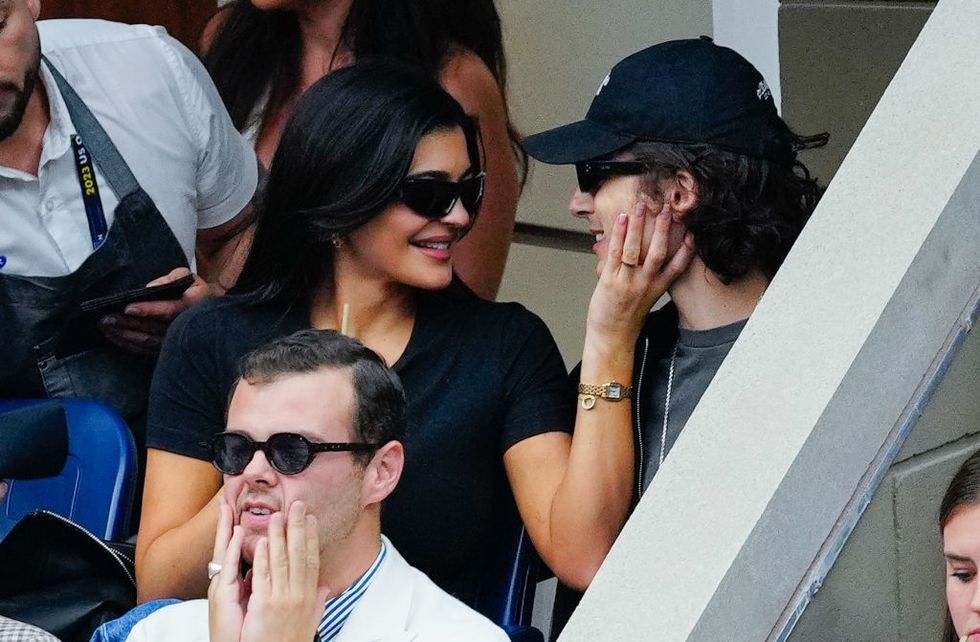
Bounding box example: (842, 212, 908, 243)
(310, 262, 416, 353)
(669, 257, 770, 331)
(294, 0, 355, 87)
(317, 520, 384, 598)
(0, 81, 49, 176)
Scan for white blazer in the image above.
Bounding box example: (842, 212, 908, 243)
(126, 537, 509, 642)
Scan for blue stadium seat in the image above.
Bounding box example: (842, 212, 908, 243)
(0, 399, 136, 541)
(476, 496, 545, 642)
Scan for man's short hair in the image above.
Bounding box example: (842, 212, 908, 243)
(237, 329, 406, 463)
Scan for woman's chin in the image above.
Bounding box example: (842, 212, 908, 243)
(406, 269, 454, 291)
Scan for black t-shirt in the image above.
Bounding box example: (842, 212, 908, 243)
(147, 289, 574, 605)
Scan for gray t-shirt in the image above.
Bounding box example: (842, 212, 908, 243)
(640, 318, 747, 491)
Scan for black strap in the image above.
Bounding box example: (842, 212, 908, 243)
(41, 55, 140, 199)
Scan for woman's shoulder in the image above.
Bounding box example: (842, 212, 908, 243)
(419, 290, 554, 356)
(425, 288, 541, 325)
(168, 294, 300, 350)
(171, 294, 256, 334)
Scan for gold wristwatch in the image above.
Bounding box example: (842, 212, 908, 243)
(578, 382, 633, 410)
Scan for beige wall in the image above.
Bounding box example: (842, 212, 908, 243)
(779, 0, 935, 184)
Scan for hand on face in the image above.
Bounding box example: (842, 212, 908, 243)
(585, 200, 695, 353)
(241, 500, 330, 642)
(209, 500, 329, 642)
(208, 500, 250, 642)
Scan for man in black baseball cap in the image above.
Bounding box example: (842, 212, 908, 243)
(527, 38, 827, 636)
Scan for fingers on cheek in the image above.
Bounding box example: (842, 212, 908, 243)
(607, 213, 628, 261)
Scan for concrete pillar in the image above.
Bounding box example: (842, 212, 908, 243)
(558, 0, 980, 639)
(713, 0, 781, 109)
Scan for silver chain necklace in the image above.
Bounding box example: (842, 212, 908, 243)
(660, 345, 678, 466)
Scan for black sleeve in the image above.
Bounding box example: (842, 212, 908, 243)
(145, 305, 229, 461)
(498, 307, 576, 454)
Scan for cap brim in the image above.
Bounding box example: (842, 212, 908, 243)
(523, 120, 636, 165)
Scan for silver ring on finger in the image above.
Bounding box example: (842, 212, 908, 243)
(207, 561, 223, 580)
(621, 259, 638, 267)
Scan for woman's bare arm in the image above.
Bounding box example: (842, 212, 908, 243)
(504, 203, 695, 590)
(135, 449, 224, 602)
(439, 49, 520, 300)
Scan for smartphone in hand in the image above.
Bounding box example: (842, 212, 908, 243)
(79, 273, 195, 315)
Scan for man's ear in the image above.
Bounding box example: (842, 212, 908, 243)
(361, 441, 404, 506)
(666, 169, 700, 222)
(28, 0, 42, 19)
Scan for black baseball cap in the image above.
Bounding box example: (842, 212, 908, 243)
(524, 37, 794, 166)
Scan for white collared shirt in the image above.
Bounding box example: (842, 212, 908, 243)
(0, 19, 257, 277)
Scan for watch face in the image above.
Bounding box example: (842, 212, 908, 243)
(607, 383, 622, 399)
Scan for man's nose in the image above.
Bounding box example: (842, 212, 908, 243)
(569, 187, 593, 219)
(240, 448, 277, 484)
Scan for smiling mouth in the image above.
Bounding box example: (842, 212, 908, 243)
(411, 240, 451, 250)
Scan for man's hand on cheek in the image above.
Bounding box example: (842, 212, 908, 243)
(208, 501, 250, 642)
(241, 501, 330, 642)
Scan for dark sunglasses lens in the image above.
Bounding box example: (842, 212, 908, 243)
(459, 176, 485, 213)
(575, 165, 602, 194)
(213, 433, 253, 475)
(267, 433, 312, 474)
(402, 182, 452, 220)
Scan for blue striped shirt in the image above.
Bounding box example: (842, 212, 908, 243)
(317, 540, 388, 642)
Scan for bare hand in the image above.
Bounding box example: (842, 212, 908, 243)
(208, 501, 249, 642)
(98, 267, 214, 355)
(241, 501, 329, 642)
(585, 201, 695, 354)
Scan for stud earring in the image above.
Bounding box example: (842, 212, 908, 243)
(331, 234, 345, 249)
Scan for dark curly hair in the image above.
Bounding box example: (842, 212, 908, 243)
(626, 132, 827, 284)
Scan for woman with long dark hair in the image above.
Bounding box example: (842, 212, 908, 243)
(201, 0, 522, 300)
(134, 60, 662, 607)
(940, 449, 980, 642)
